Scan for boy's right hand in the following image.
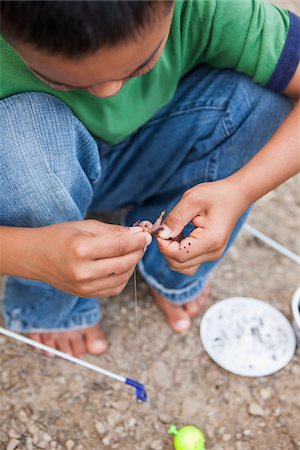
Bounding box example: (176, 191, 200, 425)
(27, 220, 151, 298)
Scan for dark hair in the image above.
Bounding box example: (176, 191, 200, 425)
(0, 0, 173, 58)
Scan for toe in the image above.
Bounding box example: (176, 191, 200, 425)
(70, 332, 86, 357)
(151, 289, 191, 333)
(55, 335, 72, 355)
(40, 333, 57, 357)
(27, 333, 43, 353)
(83, 324, 108, 355)
(184, 299, 201, 318)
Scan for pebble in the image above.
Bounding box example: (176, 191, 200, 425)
(257, 421, 267, 428)
(222, 433, 232, 442)
(95, 421, 106, 435)
(18, 410, 28, 424)
(243, 429, 252, 437)
(260, 387, 272, 400)
(274, 407, 281, 417)
(106, 411, 120, 428)
(102, 436, 111, 446)
(112, 400, 129, 412)
(6, 439, 20, 450)
(150, 439, 163, 450)
(291, 364, 300, 375)
(248, 402, 265, 416)
(26, 437, 34, 450)
(36, 441, 47, 449)
(42, 433, 52, 443)
(65, 440, 75, 450)
(8, 430, 21, 439)
(158, 413, 172, 424)
(128, 418, 136, 428)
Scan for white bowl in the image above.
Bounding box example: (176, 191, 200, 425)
(292, 287, 300, 345)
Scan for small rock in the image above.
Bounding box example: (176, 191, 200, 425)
(218, 426, 226, 435)
(243, 429, 252, 437)
(115, 426, 124, 434)
(36, 441, 47, 449)
(128, 418, 136, 428)
(8, 430, 21, 440)
(27, 423, 40, 436)
(26, 436, 33, 450)
(102, 436, 111, 446)
(291, 364, 300, 375)
(95, 421, 105, 435)
(150, 439, 163, 450)
(248, 402, 265, 416)
(65, 440, 75, 450)
(106, 411, 121, 428)
(6, 439, 20, 450)
(260, 387, 272, 400)
(274, 407, 281, 417)
(222, 433, 232, 442)
(158, 413, 172, 424)
(257, 421, 267, 428)
(18, 410, 28, 424)
(42, 433, 52, 443)
(112, 400, 129, 412)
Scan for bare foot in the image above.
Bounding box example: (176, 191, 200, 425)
(150, 283, 210, 333)
(27, 323, 108, 357)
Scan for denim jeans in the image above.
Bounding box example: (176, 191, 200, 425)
(0, 66, 293, 332)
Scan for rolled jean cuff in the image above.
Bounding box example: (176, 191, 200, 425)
(2, 277, 101, 333)
(5, 309, 101, 334)
(138, 259, 209, 305)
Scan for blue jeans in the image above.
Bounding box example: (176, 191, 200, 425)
(0, 66, 293, 332)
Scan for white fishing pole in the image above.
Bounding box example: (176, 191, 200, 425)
(0, 326, 147, 402)
(244, 223, 300, 264)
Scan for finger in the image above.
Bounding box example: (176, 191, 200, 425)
(166, 246, 225, 272)
(77, 249, 144, 283)
(76, 269, 134, 297)
(75, 230, 151, 260)
(159, 226, 226, 262)
(92, 281, 128, 298)
(159, 192, 202, 239)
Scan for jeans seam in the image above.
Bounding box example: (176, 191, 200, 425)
(144, 105, 226, 128)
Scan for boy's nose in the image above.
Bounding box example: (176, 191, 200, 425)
(86, 81, 124, 98)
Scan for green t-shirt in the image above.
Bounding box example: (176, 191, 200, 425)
(1, 0, 299, 144)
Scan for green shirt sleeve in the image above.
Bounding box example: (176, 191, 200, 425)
(182, 0, 291, 86)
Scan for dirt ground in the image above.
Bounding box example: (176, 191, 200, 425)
(1, 2, 300, 450)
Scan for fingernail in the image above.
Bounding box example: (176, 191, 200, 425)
(175, 319, 191, 331)
(145, 233, 152, 246)
(157, 225, 172, 239)
(130, 226, 142, 233)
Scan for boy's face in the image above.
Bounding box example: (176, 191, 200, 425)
(13, 5, 174, 98)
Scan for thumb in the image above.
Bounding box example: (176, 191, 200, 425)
(160, 198, 197, 239)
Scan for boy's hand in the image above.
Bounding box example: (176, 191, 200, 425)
(157, 179, 249, 275)
(28, 220, 151, 297)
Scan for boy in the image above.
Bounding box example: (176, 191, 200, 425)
(0, 1, 299, 356)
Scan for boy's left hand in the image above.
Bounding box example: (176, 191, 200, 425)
(157, 179, 249, 275)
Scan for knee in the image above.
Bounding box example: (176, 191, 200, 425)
(232, 72, 293, 126)
(0, 93, 100, 226)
